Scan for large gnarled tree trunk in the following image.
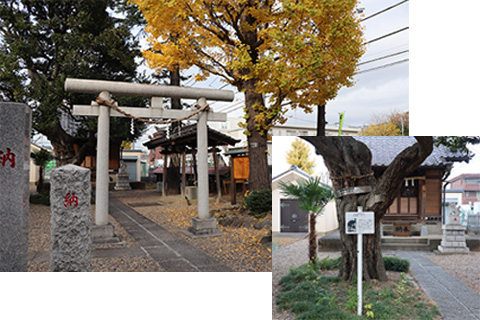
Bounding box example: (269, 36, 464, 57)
(303, 136, 434, 281)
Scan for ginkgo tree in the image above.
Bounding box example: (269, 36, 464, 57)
(286, 138, 316, 174)
(132, 0, 365, 190)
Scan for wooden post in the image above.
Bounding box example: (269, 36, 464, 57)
(163, 154, 168, 198)
(230, 156, 236, 205)
(213, 147, 221, 204)
(192, 150, 198, 183)
(181, 150, 186, 197)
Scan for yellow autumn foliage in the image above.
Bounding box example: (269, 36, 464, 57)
(131, 0, 365, 189)
(131, 0, 364, 128)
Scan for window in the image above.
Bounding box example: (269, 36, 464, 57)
(466, 191, 480, 198)
(465, 178, 480, 184)
(286, 130, 297, 136)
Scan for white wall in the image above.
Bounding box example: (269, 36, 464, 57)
(272, 170, 338, 233)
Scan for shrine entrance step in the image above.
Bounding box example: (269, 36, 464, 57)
(381, 236, 431, 251)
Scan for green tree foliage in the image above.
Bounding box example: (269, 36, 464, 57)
(279, 177, 334, 265)
(285, 138, 316, 174)
(0, 0, 148, 165)
(31, 148, 53, 193)
(435, 136, 480, 154)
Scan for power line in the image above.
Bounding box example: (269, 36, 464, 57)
(361, 0, 409, 22)
(364, 27, 409, 45)
(361, 43, 408, 61)
(358, 50, 409, 66)
(357, 58, 409, 74)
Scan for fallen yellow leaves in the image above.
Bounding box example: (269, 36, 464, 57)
(118, 194, 271, 272)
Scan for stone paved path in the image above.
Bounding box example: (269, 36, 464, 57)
(109, 196, 232, 272)
(396, 251, 480, 320)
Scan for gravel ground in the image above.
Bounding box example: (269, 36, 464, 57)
(428, 252, 480, 295)
(116, 193, 272, 272)
(28, 203, 162, 272)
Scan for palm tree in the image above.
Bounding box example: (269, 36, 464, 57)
(279, 177, 334, 265)
(31, 148, 53, 193)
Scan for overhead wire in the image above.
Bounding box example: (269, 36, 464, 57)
(361, 0, 409, 22)
(357, 58, 409, 74)
(358, 50, 409, 66)
(364, 27, 409, 45)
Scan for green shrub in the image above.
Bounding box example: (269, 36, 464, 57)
(243, 188, 271, 217)
(317, 256, 410, 273)
(317, 256, 342, 270)
(383, 257, 410, 273)
(29, 192, 50, 206)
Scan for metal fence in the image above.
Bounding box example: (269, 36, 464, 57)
(467, 214, 480, 233)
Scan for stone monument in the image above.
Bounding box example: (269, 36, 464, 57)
(50, 165, 92, 271)
(114, 160, 131, 190)
(438, 203, 469, 254)
(0, 102, 31, 272)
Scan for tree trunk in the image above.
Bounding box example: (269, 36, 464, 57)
(166, 66, 182, 195)
(48, 124, 95, 167)
(302, 136, 434, 281)
(309, 212, 317, 265)
(244, 83, 270, 191)
(316, 105, 326, 136)
(166, 154, 181, 195)
(36, 166, 44, 194)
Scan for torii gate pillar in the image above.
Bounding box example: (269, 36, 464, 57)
(65, 78, 233, 241)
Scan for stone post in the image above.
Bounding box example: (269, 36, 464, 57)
(188, 98, 221, 236)
(50, 165, 92, 271)
(0, 102, 31, 272)
(95, 90, 110, 226)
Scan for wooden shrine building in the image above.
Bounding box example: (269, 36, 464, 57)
(355, 137, 470, 225)
(143, 124, 239, 197)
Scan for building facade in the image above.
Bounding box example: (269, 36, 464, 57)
(448, 173, 480, 206)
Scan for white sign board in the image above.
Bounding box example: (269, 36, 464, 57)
(346, 211, 374, 234)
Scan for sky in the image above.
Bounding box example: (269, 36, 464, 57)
(272, 136, 480, 183)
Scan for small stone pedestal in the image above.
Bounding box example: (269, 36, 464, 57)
(114, 160, 131, 191)
(438, 206, 469, 254)
(438, 224, 470, 254)
(91, 223, 120, 244)
(187, 217, 224, 237)
(114, 172, 131, 190)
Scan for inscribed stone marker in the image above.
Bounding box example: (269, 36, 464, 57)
(50, 165, 92, 271)
(0, 102, 31, 272)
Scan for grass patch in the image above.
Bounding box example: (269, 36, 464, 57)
(276, 263, 440, 319)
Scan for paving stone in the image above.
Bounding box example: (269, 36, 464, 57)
(109, 196, 232, 272)
(397, 251, 480, 320)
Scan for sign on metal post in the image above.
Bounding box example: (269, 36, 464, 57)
(346, 207, 374, 316)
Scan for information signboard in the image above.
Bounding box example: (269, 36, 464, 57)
(345, 211, 375, 234)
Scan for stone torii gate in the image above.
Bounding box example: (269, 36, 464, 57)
(64, 78, 233, 239)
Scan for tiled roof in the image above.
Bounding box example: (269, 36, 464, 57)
(144, 124, 240, 150)
(354, 137, 469, 167)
